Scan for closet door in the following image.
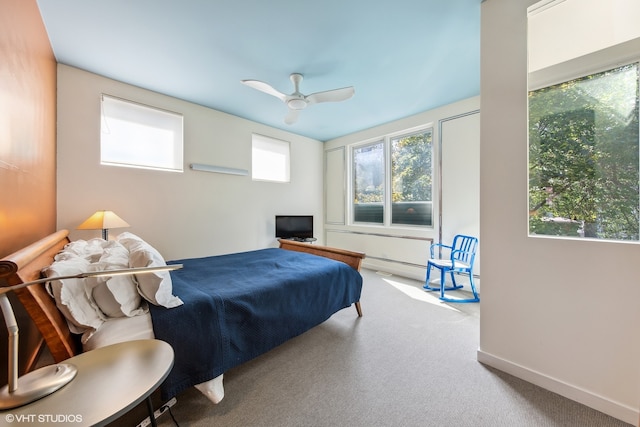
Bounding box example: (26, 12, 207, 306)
(440, 112, 480, 274)
(325, 147, 346, 225)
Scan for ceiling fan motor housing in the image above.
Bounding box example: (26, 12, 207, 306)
(287, 97, 307, 110)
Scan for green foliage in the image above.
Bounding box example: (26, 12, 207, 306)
(391, 132, 432, 203)
(529, 217, 581, 236)
(353, 132, 433, 207)
(529, 63, 640, 240)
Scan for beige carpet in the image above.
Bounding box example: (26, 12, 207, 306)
(115, 269, 631, 427)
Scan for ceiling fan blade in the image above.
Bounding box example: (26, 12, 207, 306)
(284, 109, 300, 125)
(307, 86, 355, 104)
(241, 79, 287, 102)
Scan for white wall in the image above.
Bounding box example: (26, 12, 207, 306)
(479, 0, 640, 424)
(323, 97, 480, 281)
(527, 0, 640, 74)
(56, 65, 324, 260)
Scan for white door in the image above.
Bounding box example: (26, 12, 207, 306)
(440, 112, 480, 274)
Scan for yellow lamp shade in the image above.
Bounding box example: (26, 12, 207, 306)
(77, 210, 130, 239)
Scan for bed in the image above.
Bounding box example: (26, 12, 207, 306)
(0, 230, 365, 404)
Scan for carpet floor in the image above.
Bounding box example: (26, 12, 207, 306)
(119, 269, 631, 427)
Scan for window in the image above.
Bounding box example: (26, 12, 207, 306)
(252, 134, 290, 182)
(528, 64, 640, 240)
(353, 142, 385, 223)
(352, 129, 433, 226)
(100, 94, 183, 172)
(391, 131, 433, 225)
(527, 0, 640, 241)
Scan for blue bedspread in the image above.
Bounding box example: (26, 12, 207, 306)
(148, 248, 363, 400)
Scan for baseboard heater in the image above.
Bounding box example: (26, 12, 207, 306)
(364, 255, 426, 269)
(326, 229, 432, 269)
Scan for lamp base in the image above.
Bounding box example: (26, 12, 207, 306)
(0, 363, 77, 410)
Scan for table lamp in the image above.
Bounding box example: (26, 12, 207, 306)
(76, 210, 130, 240)
(0, 263, 183, 410)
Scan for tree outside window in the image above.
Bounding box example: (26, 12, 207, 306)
(391, 131, 433, 226)
(528, 63, 640, 240)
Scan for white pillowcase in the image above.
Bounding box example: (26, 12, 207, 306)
(44, 234, 182, 342)
(44, 256, 106, 342)
(117, 232, 183, 309)
(89, 241, 147, 318)
(55, 238, 107, 263)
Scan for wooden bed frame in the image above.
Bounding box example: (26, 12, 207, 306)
(277, 238, 364, 317)
(0, 230, 365, 367)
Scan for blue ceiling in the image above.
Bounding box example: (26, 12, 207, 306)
(36, 0, 481, 141)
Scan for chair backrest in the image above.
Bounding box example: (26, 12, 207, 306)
(451, 234, 478, 268)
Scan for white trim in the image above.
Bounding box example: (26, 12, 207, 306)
(527, 0, 566, 16)
(477, 350, 639, 425)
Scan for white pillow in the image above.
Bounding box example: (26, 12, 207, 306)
(90, 241, 146, 318)
(55, 238, 107, 263)
(44, 256, 106, 342)
(117, 232, 183, 308)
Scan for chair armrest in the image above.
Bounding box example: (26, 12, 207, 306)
(430, 243, 452, 258)
(450, 249, 474, 270)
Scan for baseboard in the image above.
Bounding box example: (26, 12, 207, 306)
(477, 350, 638, 425)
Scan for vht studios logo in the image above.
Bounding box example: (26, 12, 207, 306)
(5, 413, 83, 423)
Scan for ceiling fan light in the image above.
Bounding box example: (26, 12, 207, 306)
(287, 98, 307, 110)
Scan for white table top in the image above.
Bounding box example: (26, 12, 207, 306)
(1, 339, 174, 427)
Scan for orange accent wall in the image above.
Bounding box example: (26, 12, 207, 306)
(0, 0, 57, 382)
(0, 0, 57, 257)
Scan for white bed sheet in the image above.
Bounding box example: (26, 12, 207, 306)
(82, 313, 225, 404)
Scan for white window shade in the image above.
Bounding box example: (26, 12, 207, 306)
(252, 134, 290, 183)
(101, 94, 184, 172)
(528, 0, 640, 89)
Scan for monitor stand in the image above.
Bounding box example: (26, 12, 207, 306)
(285, 237, 317, 243)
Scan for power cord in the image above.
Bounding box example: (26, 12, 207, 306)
(137, 397, 179, 427)
(164, 403, 179, 427)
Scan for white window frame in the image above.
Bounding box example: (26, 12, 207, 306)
(252, 133, 290, 183)
(100, 94, 184, 172)
(527, 0, 640, 242)
(350, 126, 434, 228)
(352, 140, 385, 224)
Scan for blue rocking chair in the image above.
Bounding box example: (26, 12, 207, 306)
(423, 234, 479, 303)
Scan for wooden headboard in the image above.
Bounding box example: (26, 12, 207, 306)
(0, 230, 79, 364)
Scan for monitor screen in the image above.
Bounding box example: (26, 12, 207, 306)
(275, 215, 313, 240)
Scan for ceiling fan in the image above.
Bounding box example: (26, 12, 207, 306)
(241, 73, 354, 124)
